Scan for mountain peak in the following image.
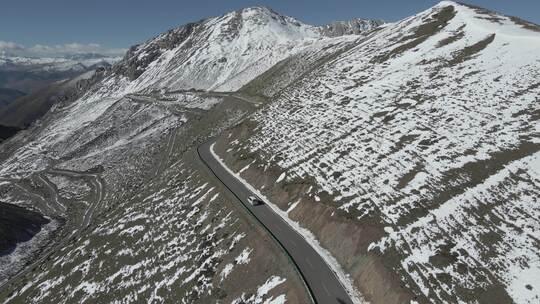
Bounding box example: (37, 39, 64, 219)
(112, 5, 384, 87)
(223, 5, 309, 32)
(436, 0, 458, 7)
(237, 5, 275, 15)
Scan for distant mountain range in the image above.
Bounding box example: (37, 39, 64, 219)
(0, 53, 121, 97)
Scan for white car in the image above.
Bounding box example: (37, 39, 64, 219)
(247, 195, 264, 206)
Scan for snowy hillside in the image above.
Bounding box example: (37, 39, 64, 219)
(0, 6, 381, 179)
(216, 1, 540, 303)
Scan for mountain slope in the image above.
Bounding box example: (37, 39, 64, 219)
(105, 6, 319, 95)
(4, 2, 537, 303)
(0, 86, 310, 302)
(0, 88, 25, 108)
(0, 6, 381, 176)
(216, 2, 540, 303)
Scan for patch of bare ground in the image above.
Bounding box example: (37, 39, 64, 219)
(372, 6, 456, 63)
(436, 25, 466, 48)
(396, 163, 425, 189)
(447, 33, 496, 66)
(513, 82, 540, 98)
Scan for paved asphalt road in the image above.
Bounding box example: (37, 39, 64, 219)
(198, 141, 354, 304)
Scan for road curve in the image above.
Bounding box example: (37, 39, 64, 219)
(36, 174, 67, 213)
(48, 168, 104, 228)
(198, 140, 354, 304)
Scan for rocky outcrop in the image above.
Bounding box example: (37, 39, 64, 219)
(320, 19, 383, 37)
(112, 22, 200, 80)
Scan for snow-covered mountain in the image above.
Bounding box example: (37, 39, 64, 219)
(0, 54, 122, 127)
(216, 1, 540, 303)
(98, 6, 380, 97)
(0, 6, 382, 170)
(0, 55, 119, 72)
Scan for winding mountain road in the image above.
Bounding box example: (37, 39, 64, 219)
(36, 174, 67, 213)
(197, 141, 355, 304)
(0, 167, 105, 291)
(48, 168, 104, 228)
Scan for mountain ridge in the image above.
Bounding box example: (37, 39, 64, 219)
(103, 5, 382, 96)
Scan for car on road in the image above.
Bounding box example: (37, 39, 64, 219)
(247, 195, 264, 206)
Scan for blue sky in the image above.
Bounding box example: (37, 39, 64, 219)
(1, 0, 539, 56)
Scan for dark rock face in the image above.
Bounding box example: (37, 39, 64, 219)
(0, 202, 50, 256)
(320, 19, 384, 37)
(0, 125, 20, 142)
(112, 22, 201, 80)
